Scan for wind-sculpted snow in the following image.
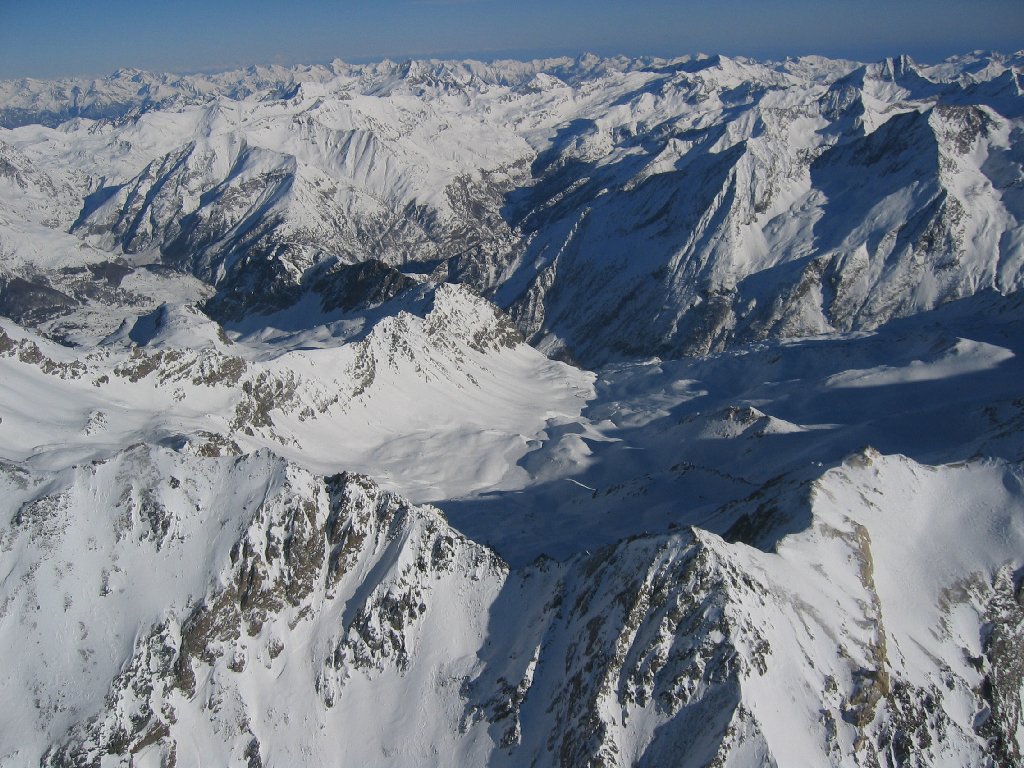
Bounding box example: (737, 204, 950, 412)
(2, 51, 1024, 767)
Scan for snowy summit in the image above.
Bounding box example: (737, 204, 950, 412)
(0, 50, 1023, 766)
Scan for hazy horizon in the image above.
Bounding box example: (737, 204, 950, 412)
(2, 0, 1022, 80)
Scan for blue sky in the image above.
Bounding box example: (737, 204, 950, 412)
(2, 0, 1021, 79)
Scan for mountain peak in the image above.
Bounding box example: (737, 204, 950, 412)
(1, 49, 1023, 766)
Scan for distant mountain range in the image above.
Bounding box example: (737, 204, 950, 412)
(1, 51, 1022, 766)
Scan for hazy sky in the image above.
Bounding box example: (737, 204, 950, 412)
(2, 0, 1022, 79)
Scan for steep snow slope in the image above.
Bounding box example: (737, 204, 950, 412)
(0, 281, 591, 501)
(442, 288, 1024, 564)
(1, 451, 509, 766)
(1, 51, 1024, 767)
(1, 270, 1022, 766)
(2, 447, 1020, 766)
(497, 55, 1024, 364)
(3, 51, 1022, 363)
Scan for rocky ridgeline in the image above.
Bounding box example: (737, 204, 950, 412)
(1, 51, 1022, 767)
(0, 444, 1016, 765)
(1, 53, 1020, 364)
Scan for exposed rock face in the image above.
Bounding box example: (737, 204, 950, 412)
(497, 67, 1024, 365)
(4, 52, 1019, 364)
(1, 446, 1019, 766)
(978, 566, 1024, 767)
(1, 51, 1023, 768)
(310, 260, 418, 315)
(0, 277, 78, 325)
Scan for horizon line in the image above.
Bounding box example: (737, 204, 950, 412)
(4, 45, 1022, 83)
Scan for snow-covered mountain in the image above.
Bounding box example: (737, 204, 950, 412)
(2, 50, 1021, 362)
(5, 399, 1024, 766)
(1, 51, 1023, 766)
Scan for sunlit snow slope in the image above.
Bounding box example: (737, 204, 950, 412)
(0, 51, 1023, 767)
